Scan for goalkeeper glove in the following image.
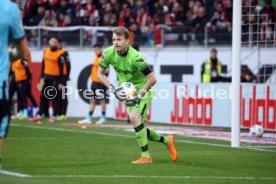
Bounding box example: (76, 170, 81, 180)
(109, 85, 127, 101)
(124, 94, 141, 107)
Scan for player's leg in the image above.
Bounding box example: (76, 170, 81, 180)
(78, 98, 96, 124)
(29, 80, 50, 121)
(49, 81, 60, 122)
(95, 99, 106, 124)
(0, 93, 11, 171)
(9, 79, 18, 117)
(146, 125, 178, 161)
(95, 83, 107, 124)
(129, 108, 152, 164)
(138, 89, 178, 161)
(26, 81, 38, 116)
(0, 115, 10, 171)
(139, 105, 170, 145)
(62, 82, 68, 117)
(26, 81, 38, 108)
(39, 81, 50, 117)
(127, 90, 155, 164)
(140, 105, 178, 161)
(78, 83, 97, 124)
(57, 84, 68, 121)
(17, 80, 28, 119)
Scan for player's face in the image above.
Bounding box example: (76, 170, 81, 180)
(112, 33, 129, 53)
(94, 47, 102, 56)
(49, 38, 60, 49)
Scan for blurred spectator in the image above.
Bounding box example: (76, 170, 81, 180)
(102, 14, 117, 26)
(137, 6, 149, 33)
(75, 0, 90, 25)
(241, 66, 256, 82)
(191, 6, 208, 42)
(58, 13, 73, 27)
(207, 2, 231, 42)
(87, 0, 100, 26)
(118, 3, 131, 27)
(20, 0, 276, 45)
(223, 0, 233, 22)
(29, 29, 38, 47)
(33, 5, 46, 25)
(186, 1, 198, 24)
(60, 0, 75, 17)
(129, 22, 142, 45)
(39, 9, 58, 27)
(170, 2, 185, 26)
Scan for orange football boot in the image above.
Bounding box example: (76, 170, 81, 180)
(166, 135, 178, 161)
(131, 156, 153, 164)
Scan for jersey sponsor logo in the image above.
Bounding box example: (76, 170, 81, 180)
(114, 67, 135, 75)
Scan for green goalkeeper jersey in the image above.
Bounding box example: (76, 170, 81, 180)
(99, 46, 149, 90)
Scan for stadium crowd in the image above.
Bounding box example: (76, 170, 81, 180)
(17, 0, 276, 45)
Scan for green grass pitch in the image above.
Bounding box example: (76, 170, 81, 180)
(1, 118, 276, 184)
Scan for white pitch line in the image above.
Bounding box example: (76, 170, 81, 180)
(242, 146, 276, 152)
(11, 124, 132, 138)
(30, 175, 276, 180)
(2, 171, 276, 180)
(245, 145, 276, 148)
(11, 124, 276, 153)
(0, 170, 32, 177)
(176, 139, 230, 148)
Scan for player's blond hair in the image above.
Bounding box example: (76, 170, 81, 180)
(112, 27, 130, 39)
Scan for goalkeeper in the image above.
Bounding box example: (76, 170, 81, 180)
(98, 27, 178, 164)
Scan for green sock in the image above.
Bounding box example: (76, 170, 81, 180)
(147, 128, 170, 146)
(134, 124, 150, 158)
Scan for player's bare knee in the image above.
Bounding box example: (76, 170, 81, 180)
(129, 111, 140, 126)
(129, 114, 138, 126)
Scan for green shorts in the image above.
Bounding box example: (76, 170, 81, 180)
(127, 88, 154, 123)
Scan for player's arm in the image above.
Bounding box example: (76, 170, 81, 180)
(57, 53, 66, 89)
(9, 38, 29, 62)
(135, 57, 156, 97)
(15, 38, 28, 60)
(98, 50, 113, 88)
(40, 59, 45, 79)
(140, 71, 156, 97)
(21, 58, 32, 80)
(98, 66, 127, 101)
(65, 51, 71, 78)
(98, 66, 112, 88)
(9, 3, 28, 60)
(124, 58, 155, 106)
(39, 52, 45, 88)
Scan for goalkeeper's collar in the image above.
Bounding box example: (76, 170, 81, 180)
(117, 47, 129, 57)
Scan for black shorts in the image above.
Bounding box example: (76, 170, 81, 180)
(0, 99, 10, 138)
(91, 82, 108, 100)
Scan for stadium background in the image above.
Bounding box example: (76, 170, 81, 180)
(1, 0, 276, 183)
(13, 0, 275, 130)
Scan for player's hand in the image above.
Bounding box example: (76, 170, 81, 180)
(124, 95, 141, 107)
(109, 85, 127, 101)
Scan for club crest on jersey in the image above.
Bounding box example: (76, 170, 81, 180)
(101, 55, 105, 60)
